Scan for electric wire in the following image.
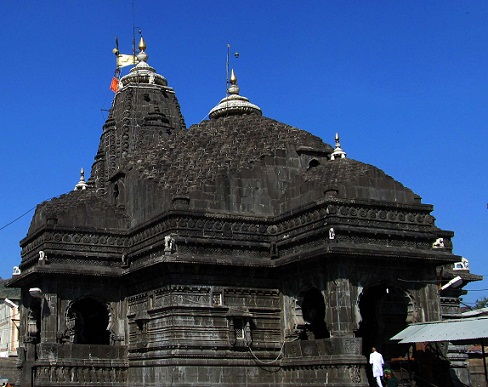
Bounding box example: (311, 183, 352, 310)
(0, 206, 36, 232)
(397, 278, 437, 284)
(247, 337, 299, 365)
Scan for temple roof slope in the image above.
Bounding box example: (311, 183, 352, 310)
(27, 111, 419, 234)
(112, 113, 418, 224)
(26, 45, 420, 234)
(28, 190, 130, 234)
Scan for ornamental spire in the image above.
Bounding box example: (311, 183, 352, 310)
(136, 35, 148, 63)
(119, 36, 168, 88)
(330, 132, 347, 160)
(228, 69, 239, 94)
(138, 36, 147, 52)
(74, 168, 88, 191)
(209, 69, 262, 119)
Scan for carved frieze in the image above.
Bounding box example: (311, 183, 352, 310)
(33, 365, 127, 384)
(21, 199, 450, 270)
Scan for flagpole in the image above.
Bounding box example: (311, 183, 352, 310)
(226, 43, 230, 96)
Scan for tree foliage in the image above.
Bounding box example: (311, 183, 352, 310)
(474, 297, 488, 309)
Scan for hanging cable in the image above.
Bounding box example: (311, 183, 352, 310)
(247, 337, 299, 365)
(0, 206, 36, 232)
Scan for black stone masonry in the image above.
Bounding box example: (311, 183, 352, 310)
(9, 42, 474, 386)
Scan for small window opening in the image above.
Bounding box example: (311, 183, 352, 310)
(235, 320, 245, 340)
(136, 320, 146, 332)
(212, 292, 223, 306)
(308, 158, 320, 169)
(113, 184, 119, 203)
(231, 317, 252, 347)
(67, 298, 110, 345)
(324, 189, 339, 198)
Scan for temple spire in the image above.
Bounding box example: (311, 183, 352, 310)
(228, 69, 239, 94)
(209, 69, 262, 119)
(74, 168, 88, 191)
(119, 36, 168, 87)
(138, 36, 147, 52)
(136, 36, 148, 63)
(330, 132, 347, 160)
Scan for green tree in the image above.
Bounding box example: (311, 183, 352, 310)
(474, 297, 488, 309)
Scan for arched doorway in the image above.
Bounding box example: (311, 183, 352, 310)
(67, 298, 110, 345)
(298, 288, 330, 340)
(356, 285, 410, 360)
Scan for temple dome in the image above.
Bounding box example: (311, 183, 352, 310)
(209, 70, 262, 119)
(27, 112, 420, 233)
(119, 37, 168, 88)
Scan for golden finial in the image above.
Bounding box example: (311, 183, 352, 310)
(230, 69, 237, 84)
(227, 69, 240, 95)
(138, 36, 147, 52)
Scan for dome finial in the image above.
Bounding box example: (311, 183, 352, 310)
(74, 168, 88, 191)
(228, 69, 240, 95)
(120, 35, 169, 88)
(209, 69, 262, 119)
(136, 35, 148, 62)
(138, 36, 147, 52)
(330, 132, 347, 160)
(230, 69, 237, 84)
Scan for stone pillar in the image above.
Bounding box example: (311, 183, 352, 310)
(447, 343, 471, 386)
(40, 293, 58, 343)
(326, 277, 355, 337)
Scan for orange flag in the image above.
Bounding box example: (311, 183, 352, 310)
(109, 77, 120, 93)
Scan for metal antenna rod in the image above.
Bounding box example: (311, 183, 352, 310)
(131, 0, 137, 58)
(226, 43, 230, 95)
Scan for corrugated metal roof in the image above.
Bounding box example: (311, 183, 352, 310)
(390, 324, 426, 341)
(390, 316, 488, 343)
(462, 307, 488, 317)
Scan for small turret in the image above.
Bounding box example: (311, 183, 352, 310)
(74, 168, 88, 191)
(209, 69, 262, 119)
(119, 36, 168, 88)
(90, 36, 186, 187)
(330, 132, 347, 160)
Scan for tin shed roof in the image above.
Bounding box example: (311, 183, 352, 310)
(391, 316, 488, 343)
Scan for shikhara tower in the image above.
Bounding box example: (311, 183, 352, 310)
(9, 38, 479, 386)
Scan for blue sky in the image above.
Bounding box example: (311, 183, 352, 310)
(0, 1, 486, 305)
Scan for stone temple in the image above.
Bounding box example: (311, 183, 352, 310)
(8, 38, 479, 386)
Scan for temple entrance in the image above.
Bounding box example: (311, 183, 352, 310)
(298, 288, 330, 339)
(356, 285, 410, 360)
(67, 298, 110, 344)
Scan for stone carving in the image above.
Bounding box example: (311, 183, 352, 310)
(453, 257, 469, 270)
(348, 365, 361, 383)
(38, 250, 48, 265)
(433, 237, 445, 248)
(342, 338, 361, 354)
(328, 227, 335, 240)
(34, 365, 127, 384)
(12, 266, 21, 276)
(164, 234, 176, 254)
(26, 310, 38, 339)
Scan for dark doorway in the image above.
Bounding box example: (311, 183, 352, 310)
(356, 285, 410, 360)
(68, 298, 110, 345)
(299, 288, 330, 339)
(356, 285, 410, 386)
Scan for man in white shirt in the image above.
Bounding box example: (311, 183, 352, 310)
(369, 347, 384, 387)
